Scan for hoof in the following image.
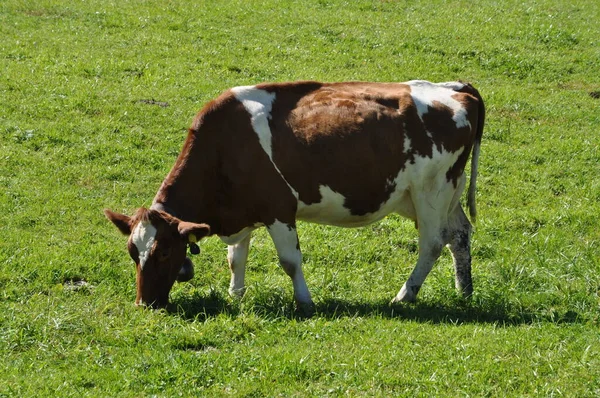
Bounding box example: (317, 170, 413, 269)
(228, 287, 246, 298)
(391, 285, 420, 304)
(177, 257, 194, 282)
(459, 284, 473, 299)
(390, 296, 416, 305)
(295, 301, 315, 318)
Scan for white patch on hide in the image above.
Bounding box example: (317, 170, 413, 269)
(219, 226, 259, 246)
(407, 80, 470, 129)
(296, 185, 354, 226)
(231, 85, 276, 159)
(231, 85, 299, 199)
(296, 145, 465, 227)
(403, 135, 412, 154)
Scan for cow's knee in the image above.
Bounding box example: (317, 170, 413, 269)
(267, 220, 313, 307)
(279, 256, 312, 305)
(280, 258, 298, 279)
(226, 233, 252, 298)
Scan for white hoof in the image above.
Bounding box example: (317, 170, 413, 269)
(391, 284, 420, 303)
(228, 287, 246, 298)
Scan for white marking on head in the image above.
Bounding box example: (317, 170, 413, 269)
(131, 221, 157, 268)
(407, 81, 470, 129)
(231, 85, 299, 199)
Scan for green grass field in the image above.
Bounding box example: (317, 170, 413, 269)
(1, 0, 599, 396)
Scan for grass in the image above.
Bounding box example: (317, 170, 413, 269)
(1, 0, 600, 396)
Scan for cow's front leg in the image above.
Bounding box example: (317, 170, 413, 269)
(226, 232, 252, 298)
(267, 220, 313, 311)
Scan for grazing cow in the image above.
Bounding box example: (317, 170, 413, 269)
(105, 80, 485, 310)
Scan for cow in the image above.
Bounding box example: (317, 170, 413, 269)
(104, 80, 485, 311)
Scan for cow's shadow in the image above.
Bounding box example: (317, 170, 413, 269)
(314, 298, 533, 325)
(168, 290, 583, 325)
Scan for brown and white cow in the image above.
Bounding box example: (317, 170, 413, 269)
(105, 80, 485, 310)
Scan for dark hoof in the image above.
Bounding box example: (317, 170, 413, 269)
(458, 283, 473, 299)
(177, 257, 195, 282)
(295, 301, 315, 318)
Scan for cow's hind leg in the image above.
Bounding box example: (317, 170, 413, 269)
(392, 218, 446, 303)
(392, 181, 457, 303)
(227, 232, 252, 298)
(267, 220, 313, 311)
(447, 205, 473, 298)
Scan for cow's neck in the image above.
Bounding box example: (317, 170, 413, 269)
(151, 131, 221, 233)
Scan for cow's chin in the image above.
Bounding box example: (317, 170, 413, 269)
(139, 279, 177, 309)
(136, 295, 169, 309)
(143, 284, 175, 308)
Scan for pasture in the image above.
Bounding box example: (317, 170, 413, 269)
(1, 0, 599, 396)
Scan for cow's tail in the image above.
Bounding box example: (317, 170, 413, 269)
(466, 85, 485, 224)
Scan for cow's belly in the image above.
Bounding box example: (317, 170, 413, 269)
(295, 184, 416, 228)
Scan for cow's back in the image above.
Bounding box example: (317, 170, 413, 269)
(242, 81, 480, 227)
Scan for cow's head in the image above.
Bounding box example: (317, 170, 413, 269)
(104, 208, 210, 308)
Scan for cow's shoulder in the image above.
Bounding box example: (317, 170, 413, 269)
(188, 89, 240, 134)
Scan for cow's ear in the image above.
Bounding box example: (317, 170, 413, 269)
(178, 221, 211, 243)
(104, 209, 133, 236)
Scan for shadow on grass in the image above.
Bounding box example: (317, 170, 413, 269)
(167, 289, 238, 322)
(315, 298, 583, 325)
(169, 290, 587, 325)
